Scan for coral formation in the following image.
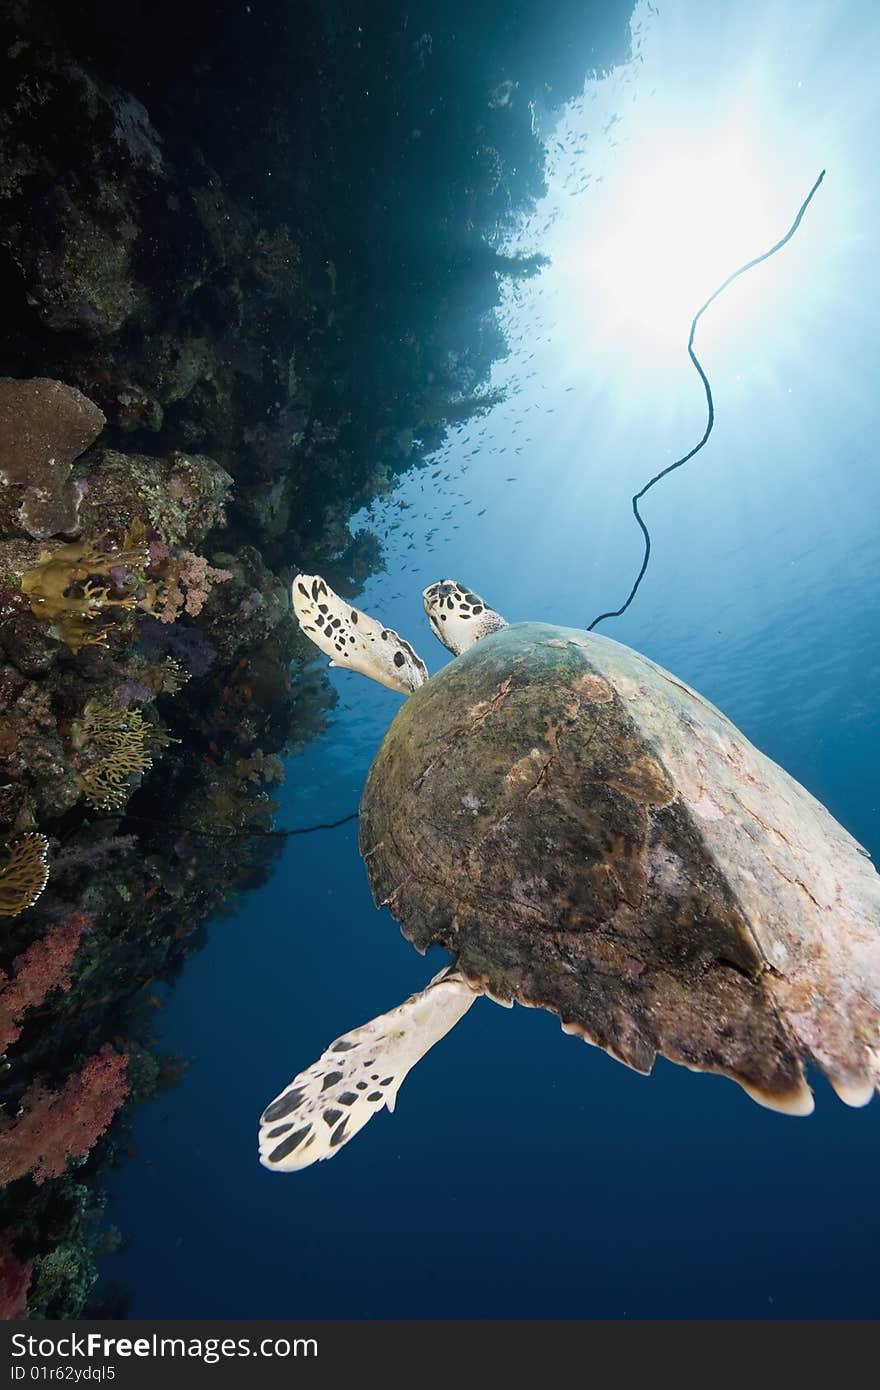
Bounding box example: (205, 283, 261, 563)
(75, 450, 232, 549)
(0, 377, 105, 540)
(152, 551, 233, 623)
(0, 1046, 129, 1186)
(0, 834, 50, 918)
(0, 914, 87, 1052)
(71, 703, 154, 810)
(20, 533, 160, 653)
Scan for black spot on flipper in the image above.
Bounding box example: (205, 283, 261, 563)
(321, 1071, 344, 1091)
(318, 603, 328, 613)
(367, 1091, 383, 1102)
(370, 1074, 379, 1081)
(267, 1123, 294, 1138)
(350, 611, 358, 624)
(323, 1107, 343, 1127)
(381, 630, 388, 640)
(262, 1087, 307, 1122)
(381, 1077, 393, 1086)
(268, 1125, 313, 1163)
(330, 1119, 349, 1147)
(393, 651, 405, 667)
(356, 1081, 368, 1090)
(332, 1040, 356, 1052)
(315, 615, 324, 626)
(338, 1091, 359, 1106)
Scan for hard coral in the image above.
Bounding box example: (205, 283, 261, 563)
(0, 378, 105, 540)
(0, 834, 50, 919)
(72, 702, 160, 811)
(20, 532, 160, 653)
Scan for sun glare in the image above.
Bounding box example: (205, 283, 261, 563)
(588, 139, 773, 346)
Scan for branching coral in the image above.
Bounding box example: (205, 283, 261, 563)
(0, 1045, 129, 1186)
(20, 530, 161, 653)
(0, 834, 50, 918)
(71, 703, 154, 810)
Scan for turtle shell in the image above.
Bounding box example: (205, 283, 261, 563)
(360, 623, 880, 1112)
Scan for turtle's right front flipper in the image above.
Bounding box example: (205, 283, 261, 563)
(292, 574, 428, 694)
(259, 969, 478, 1171)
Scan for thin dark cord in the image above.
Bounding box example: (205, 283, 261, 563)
(99, 810, 360, 839)
(193, 811, 361, 839)
(588, 167, 826, 631)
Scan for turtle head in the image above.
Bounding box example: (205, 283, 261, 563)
(422, 579, 507, 656)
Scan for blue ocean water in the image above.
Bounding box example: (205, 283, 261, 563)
(105, 0, 880, 1316)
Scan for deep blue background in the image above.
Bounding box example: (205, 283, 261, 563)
(104, 0, 880, 1317)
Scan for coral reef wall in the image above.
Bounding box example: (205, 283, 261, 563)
(0, 0, 632, 1316)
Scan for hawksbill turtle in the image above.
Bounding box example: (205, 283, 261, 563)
(259, 575, 880, 1170)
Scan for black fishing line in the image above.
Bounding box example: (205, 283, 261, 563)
(94, 810, 361, 840)
(192, 811, 361, 839)
(587, 168, 826, 632)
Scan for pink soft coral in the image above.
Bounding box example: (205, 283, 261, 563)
(0, 914, 88, 1055)
(0, 1045, 129, 1185)
(156, 550, 232, 623)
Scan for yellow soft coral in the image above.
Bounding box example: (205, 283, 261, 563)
(20, 528, 161, 653)
(72, 703, 154, 810)
(0, 834, 50, 918)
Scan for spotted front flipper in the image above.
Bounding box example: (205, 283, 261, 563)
(292, 573, 428, 695)
(423, 579, 507, 655)
(259, 970, 478, 1171)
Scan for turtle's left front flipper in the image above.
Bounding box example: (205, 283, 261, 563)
(292, 574, 428, 694)
(259, 970, 478, 1171)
